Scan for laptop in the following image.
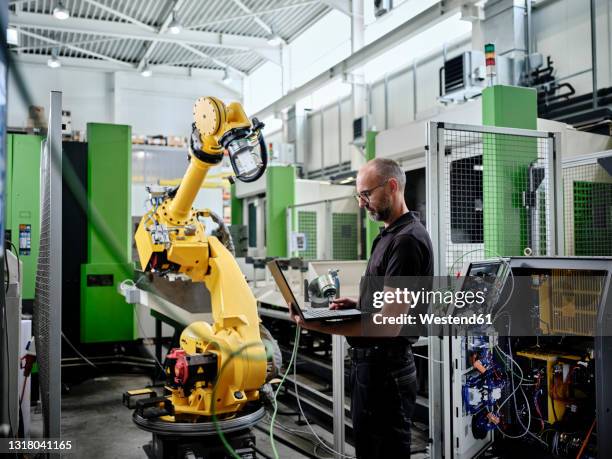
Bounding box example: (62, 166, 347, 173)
(267, 260, 362, 322)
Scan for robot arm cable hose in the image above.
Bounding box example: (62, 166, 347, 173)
(209, 330, 297, 459)
(269, 325, 301, 459)
(209, 325, 350, 459)
(209, 340, 269, 459)
(206, 210, 235, 256)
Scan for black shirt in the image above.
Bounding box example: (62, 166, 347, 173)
(347, 211, 434, 348)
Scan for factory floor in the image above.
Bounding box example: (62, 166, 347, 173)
(29, 373, 359, 458)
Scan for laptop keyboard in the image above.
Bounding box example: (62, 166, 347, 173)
(303, 308, 359, 318)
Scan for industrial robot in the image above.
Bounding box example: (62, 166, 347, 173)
(124, 97, 276, 458)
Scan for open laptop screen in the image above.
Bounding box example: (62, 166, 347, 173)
(267, 260, 303, 313)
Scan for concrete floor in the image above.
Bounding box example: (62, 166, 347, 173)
(29, 374, 337, 458)
(32, 374, 159, 458)
(29, 373, 426, 458)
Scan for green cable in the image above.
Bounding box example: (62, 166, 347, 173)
(209, 326, 300, 459)
(269, 324, 301, 459)
(448, 247, 505, 278)
(210, 340, 268, 459)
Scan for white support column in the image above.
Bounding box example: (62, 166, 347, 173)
(332, 334, 346, 458)
(281, 45, 292, 95)
(324, 200, 333, 259)
(481, 0, 528, 85)
(47, 90, 63, 450)
(350, 0, 367, 170)
(293, 100, 310, 174)
(350, 0, 365, 116)
(112, 72, 120, 125)
(469, 9, 485, 51)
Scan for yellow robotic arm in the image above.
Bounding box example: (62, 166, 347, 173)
(134, 97, 269, 419)
(135, 96, 266, 281)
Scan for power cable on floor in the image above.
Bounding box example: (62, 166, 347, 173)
(61, 332, 98, 370)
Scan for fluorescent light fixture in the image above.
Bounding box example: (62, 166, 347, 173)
(47, 48, 61, 68)
(47, 55, 61, 68)
(141, 64, 152, 77)
(7, 28, 18, 46)
(168, 11, 182, 34)
(53, 1, 70, 20)
(267, 33, 282, 46)
(222, 70, 231, 84)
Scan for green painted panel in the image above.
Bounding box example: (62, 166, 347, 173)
(6, 134, 13, 230)
(266, 165, 295, 257)
(7, 134, 43, 300)
(80, 263, 134, 343)
(364, 131, 382, 257)
(86, 123, 132, 263)
(482, 85, 538, 256)
(297, 211, 317, 260)
(82, 123, 134, 342)
(482, 85, 537, 130)
(230, 183, 243, 225)
(332, 213, 358, 260)
(365, 130, 377, 162)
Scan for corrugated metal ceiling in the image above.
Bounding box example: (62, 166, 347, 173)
(9, 0, 331, 74)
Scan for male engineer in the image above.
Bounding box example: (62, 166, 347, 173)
(288, 158, 433, 458)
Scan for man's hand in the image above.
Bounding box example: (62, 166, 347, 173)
(287, 303, 328, 332)
(329, 297, 357, 310)
(285, 300, 361, 337)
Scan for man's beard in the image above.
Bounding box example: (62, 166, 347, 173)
(366, 202, 392, 222)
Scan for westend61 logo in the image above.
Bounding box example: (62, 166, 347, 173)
(372, 288, 486, 309)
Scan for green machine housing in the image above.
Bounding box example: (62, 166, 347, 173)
(6, 123, 134, 344)
(81, 123, 134, 343)
(482, 85, 539, 257)
(6, 134, 44, 313)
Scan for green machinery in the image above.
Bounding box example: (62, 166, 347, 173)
(266, 165, 295, 257)
(231, 165, 361, 261)
(6, 134, 43, 310)
(364, 130, 381, 258)
(573, 181, 612, 255)
(5, 123, 134, 344)
(563, 154, 612, 256)
(482, 85, 539, 257)
(80, 123, 133, 343)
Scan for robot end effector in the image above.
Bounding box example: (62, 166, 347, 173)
(189, 97, 268, 184)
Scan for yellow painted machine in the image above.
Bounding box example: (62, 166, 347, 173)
(515, 349, 585, 424)
(131, 97, 270, 421)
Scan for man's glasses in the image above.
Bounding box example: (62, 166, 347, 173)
(354, 180, 388, 204)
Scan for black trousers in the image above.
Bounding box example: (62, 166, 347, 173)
(349, 349, 417, 459)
